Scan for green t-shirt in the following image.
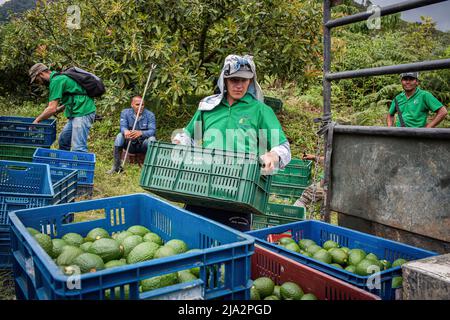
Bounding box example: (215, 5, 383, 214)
(48, 71, 96, 118)
(389, 87, 443, 128)
(185, 93, 288, 154)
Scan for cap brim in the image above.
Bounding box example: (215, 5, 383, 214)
(224, 70, 254, 79)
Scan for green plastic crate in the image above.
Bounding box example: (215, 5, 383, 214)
(264, 96, 283, 113)
(269, 182, 306, 200)
(265, 202, 305, 220)
(252, 214, 302, 230)
(0, 144, 36, 162)
(272, 158, 312, 186)
(140, 141, 272, 215)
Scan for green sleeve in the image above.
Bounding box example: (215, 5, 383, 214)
(389, 99, 396, 115)
(259, 104, 288, 150)
(48, 77, 65, 102)
(424, 91, 443, 112)
(184, 109, 202, 138)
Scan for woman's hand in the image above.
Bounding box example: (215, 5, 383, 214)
(260, 151, 280, 175)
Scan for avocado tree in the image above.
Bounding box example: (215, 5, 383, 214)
(0, 0, 323, 115)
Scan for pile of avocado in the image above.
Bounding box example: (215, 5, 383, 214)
(28, 225, 200, 298)
(278, 237, 407, 288)
(251, 277, 317, 300)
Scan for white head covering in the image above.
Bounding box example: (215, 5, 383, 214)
(198, 54, 264, 111)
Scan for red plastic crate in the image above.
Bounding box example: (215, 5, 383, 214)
(251, 245, 380, 300)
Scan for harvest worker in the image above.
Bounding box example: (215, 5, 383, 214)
(107, 95, 156, 174)
(172, 54, 291, 231)
(387, 72, 447, 128)
(29, 63, 96, 152)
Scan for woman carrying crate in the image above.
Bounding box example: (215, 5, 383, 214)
(172, 54, 291, 231)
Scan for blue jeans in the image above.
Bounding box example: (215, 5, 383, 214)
(58, 113, 95, 152)
(114, 133, 156, 153)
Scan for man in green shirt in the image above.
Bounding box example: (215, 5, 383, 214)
(387, 72, 447, 128)
(29, 63, 96, 152)
(173, 54, 291, 231)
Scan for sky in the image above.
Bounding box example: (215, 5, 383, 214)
(354, 0, 450, 31)
(0, 0, 9, 5)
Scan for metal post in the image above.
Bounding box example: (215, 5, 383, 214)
(322, 0, 332, 223)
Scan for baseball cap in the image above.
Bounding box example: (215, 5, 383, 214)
(29, 63, 49, 84)
(400, 72, 419, 80)
(224, 63, 254, 79)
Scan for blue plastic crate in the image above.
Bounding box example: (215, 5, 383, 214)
(33, 148, 96, 185)
(0, 161, 77, 269)
(0, 160, 54, 226)
(8, 193, 254, 300)
(247, 220, 437, 300)
(49, 167, 78, 205)
(0, 116, 56, 148)
(76, 183, 93, 198)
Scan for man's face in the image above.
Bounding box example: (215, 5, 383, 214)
(131, 97, 144, 115)
(401, 77, 418, 92)
(35, 72, 50, 86)
(225, 78, 251, 101)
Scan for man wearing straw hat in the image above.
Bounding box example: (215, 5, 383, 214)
(29, 63, 96, 152)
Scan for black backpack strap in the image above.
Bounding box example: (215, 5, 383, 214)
(394, 98, 406, 127)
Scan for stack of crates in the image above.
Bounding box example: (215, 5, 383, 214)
(0, 161, 77, 269)
(252, 158, 312, 229)
(33, 148, 96, 197)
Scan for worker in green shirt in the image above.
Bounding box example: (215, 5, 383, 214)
(387, 72, 447, 128)
(29, 63, 96, 152)
(172, 54, 291, 231)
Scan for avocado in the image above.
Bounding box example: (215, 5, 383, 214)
(56, 246, 84, 266)
(127, 225, 150, 237)
(285, 242, 301, 253)
(298, 239, 316, 250)
(85, 227, 110, 242)
(348, 249, 366, 266)
(115, 231, 133, 244)
(177, 270, 198, 283)
(250, 286, 261, 300)
(141, 273, 178, 292)
(121, 235, 143, 257)
(154, 245, 177, 259)
(34, 233, 54, 258)
(323, 240, 339, 250)
(88, 238, 123, 262)
(73, 253, 105, 273)
(355, 259, 381, 276)
(52, 239, 68, 258)
(313, 249, 333, 264)
(252, 277, 275, 299)
(143, 232, 163, 246)
(127, 242, 159, 264)
(165, 239, 188, 254)
(280, 282, 304, 300)
(62, 233, 84, 247)
(105, 259, 127, 269)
